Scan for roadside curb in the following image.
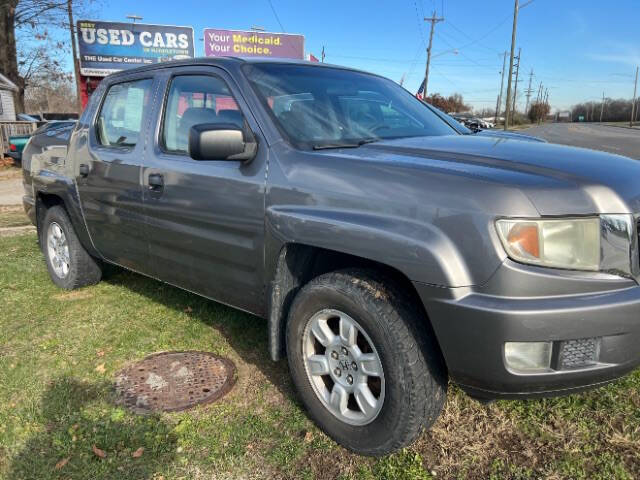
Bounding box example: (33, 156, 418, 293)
(596, 123, 640, 131)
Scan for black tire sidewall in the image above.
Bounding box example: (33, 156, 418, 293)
(41, 206, 82, 289)
(287, 280, 418, 454)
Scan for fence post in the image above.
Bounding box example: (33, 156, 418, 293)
(0, 125, 5, 156)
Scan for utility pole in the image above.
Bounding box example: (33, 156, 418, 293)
(423, 11, 445, 98)
(321, 46, 325, 63)
(535, 83, 543, 124)
(631, 66, 638, 127)
(600, 91, 605, 123)
(511, 47, 522, 114)
(495, 51, 507, 124)
(544, 88, 549, 119)
(503, 0, 519, 130)
(66, 0, 82, 113)
(503, 0, 533, 130)
(524, 69, 534, 113)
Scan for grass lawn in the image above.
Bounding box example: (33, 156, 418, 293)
(1, 232, 639, 479)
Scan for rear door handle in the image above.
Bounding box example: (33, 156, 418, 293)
(79, 164, 90, 177)
(148, 173, 164, 191)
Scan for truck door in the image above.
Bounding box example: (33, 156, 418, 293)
(76, 75, 155, 272)
(142, 68, 267, 315)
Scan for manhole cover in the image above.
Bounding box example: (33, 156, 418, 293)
(115, 351, 236, 412)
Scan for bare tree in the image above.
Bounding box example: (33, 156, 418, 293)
(25, 73, 76, 113)
(0, 0, 90, 113)
(424, 93, 471, 113)
(571, 98, 634, 123)
(528, 101, 550, 123)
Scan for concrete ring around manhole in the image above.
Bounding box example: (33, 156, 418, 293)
(114, 351, 236, 413)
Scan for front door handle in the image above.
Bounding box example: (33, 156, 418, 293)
(79, 164, 90, 177)
(148, 173, 164, 191)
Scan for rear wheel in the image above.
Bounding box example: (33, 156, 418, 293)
(41, 205, 102, 289)
(286, 269, 447, 456)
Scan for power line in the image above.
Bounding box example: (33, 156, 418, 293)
(267, 0, 285, 32)
(413, 0, 427, 47)
(442, 14, 512, 55)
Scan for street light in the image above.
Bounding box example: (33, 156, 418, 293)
(126, 15, 143, 23)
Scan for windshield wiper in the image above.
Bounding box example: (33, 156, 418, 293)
(312, 138, 380, 150)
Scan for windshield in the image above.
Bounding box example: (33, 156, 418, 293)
(243, 63, 457, 149)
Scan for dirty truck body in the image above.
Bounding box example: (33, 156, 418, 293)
(23, 57, 640, 456)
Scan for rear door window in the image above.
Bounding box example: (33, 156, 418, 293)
(96, 79, 153, 147)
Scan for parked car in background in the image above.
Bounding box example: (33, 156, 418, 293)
(423, 103, 545, 142)
(7, 121, 76, 165)
(19, 121, 76, 172)
(23, 58, 640, 456)
(7, 134, 30, 163)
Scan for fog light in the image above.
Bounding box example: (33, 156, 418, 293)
(504, 342, 552, 373)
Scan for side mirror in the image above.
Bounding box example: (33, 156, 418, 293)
(188, 123, 257, 161)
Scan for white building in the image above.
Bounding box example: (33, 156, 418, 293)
(0, 72, 18, 121)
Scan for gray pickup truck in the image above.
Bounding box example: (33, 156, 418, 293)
(22, 57, 640, 456)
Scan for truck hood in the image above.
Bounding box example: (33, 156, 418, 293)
(344, 134, 640, 215)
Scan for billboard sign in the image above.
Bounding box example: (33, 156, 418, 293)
(204, 29, 304, 59)
(77, 20, 195, 76)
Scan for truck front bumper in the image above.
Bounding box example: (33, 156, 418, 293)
(414, 262, 640, 399)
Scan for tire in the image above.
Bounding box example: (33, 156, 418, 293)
(286, 269, 447, 456)
(40, 205, 102, 290)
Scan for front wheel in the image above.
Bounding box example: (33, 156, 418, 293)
(286, 269, 447, 456)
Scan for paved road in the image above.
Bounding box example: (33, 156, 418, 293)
(522, 123, 640, 159)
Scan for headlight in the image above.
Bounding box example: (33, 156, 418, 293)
(496, 217, 601, 270)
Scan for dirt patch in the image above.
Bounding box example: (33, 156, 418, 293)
(0, 205, 30, 228)
(0, 225, 35, 237)
(0, 162, 22, 179)
(53, 290, 94, 301)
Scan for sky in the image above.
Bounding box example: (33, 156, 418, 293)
(71, 0, 640, 112)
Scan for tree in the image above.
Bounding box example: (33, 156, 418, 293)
(25, 73, 76, 113)
(0, 0, 87, 113)
(528, 101, 550, 123)
(423, 92, 471, 113)
(571, 98, 634, 123)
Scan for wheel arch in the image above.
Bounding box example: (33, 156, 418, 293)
(32, 175, 98, 258)
(267, 242, 446, 368)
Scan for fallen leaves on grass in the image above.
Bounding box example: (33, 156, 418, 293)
(92, 445, 106, 458)
(54, 457, 69, 470)
(95, 363, 106, 374)
(132, 447, 144, 458)
(96, 350, 105, 357)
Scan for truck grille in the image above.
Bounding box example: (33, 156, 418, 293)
(558, 338, 600, 370)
